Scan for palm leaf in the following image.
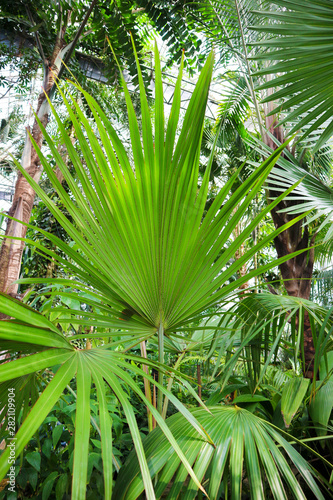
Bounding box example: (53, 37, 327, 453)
(0, 354, 77, 480)
(113, 406, 327, 500)
(0, 41, 317, 498)
(7, 43, 306, 334)
(268, 161, 333, 241)
(221, 292, 331, 388)
(245, 134, 333, 242)
(0, 298, 211, 499)
(251, 0, 333, 151)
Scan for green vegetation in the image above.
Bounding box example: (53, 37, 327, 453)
(0, 1, 333, 499)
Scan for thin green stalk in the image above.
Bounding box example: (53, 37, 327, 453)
(234, 0, 265, 141)
(140, 340, 153, 432)
(207, 0, 265, 139)
(254, 195, 258, 290)
(162, 352, 185, 419)
(157, 322, 164, 415)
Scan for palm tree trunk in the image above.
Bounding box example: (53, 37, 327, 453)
(0, 1, 96, 301)
(0, 27, 67, 299)
(271, 202, 316, 377)
(265, 107, 316, 378)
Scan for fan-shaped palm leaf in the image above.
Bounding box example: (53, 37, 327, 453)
(0, 42, 313, 498)
(244, 134, 333, 242)
(113, 406, 328, 500)
(251, 0, 333, 151)
(6, 42, 306, 341)
(0, 296, 213, 499)
(268, 160, 333, 241)
(220, 292, 332, 389)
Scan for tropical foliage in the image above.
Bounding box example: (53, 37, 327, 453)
(115, 406, 326, 500)
(0, 1, 333, 499)
(251, 0, 333, 151)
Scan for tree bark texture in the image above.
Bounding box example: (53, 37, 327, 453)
(0, 30, 67, 300)
(265, 104, 316, 378)
(0, 0, 97, 303)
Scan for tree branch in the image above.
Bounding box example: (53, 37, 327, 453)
(56, 0, 98, 82)
(25, 6, 47, 67)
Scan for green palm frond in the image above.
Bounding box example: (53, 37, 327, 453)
(251, 0, 333, 151)
(8, 45, 305, 334)
(312, 266, 333, 306)
(0, 300, 213, 499)
(0, 41, 315, 499)
(268, 161, 333, 240)
(215, 72, 253, 139)
(191, 0, 263, 55)
(216, 292, 331, 390)
(244, 133, 333, 242)
(132, 0, 209, 72)
(113, 406, 328, 500)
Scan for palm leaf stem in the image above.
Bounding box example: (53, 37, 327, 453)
(158, 323, 164, 416)
(233, 0, 265, 140)
(207, 0, 264, 138)
(140, 341, 154, 432)
(72, 357, 91, 500)
(162, 352, 185, 420)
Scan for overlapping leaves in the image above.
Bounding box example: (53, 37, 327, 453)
(251, 0, 333, 151)
(7, 45, 306, 334)
(0, 40, 317, 499)
(114, 406, 326, 500)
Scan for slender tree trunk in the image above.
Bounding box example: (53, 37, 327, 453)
(0, 0, 97, 421)
(270, 199, 316, 377)
(0, 0, 97, 304)
(264, 102, 316, 378)
(0, 38, 66, 300)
